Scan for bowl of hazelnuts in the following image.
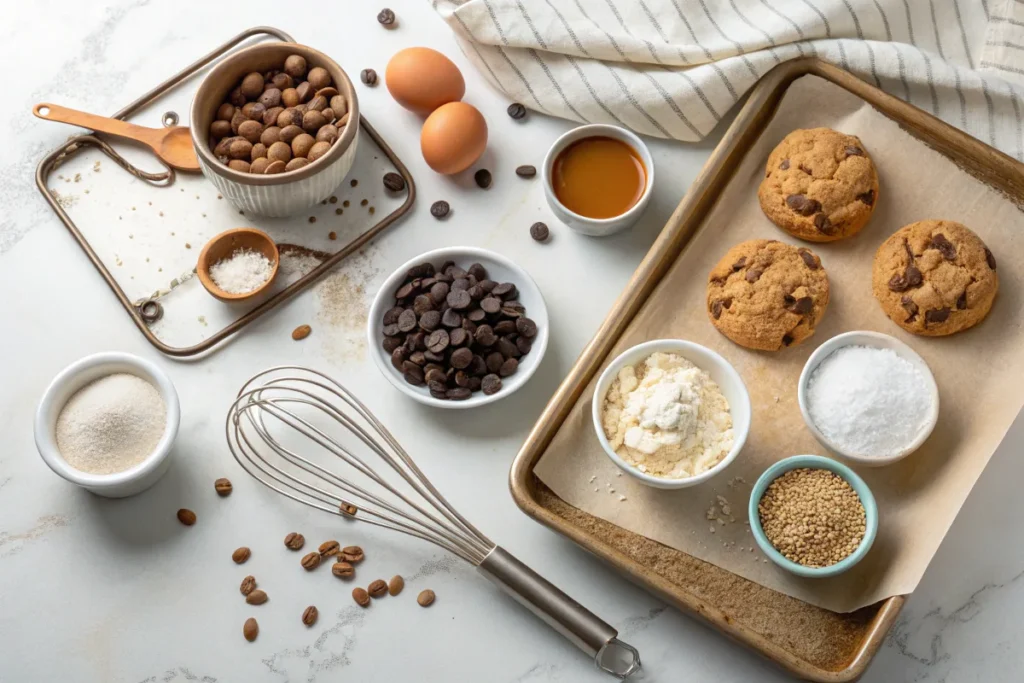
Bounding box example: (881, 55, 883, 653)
(190, 43, 359, 217)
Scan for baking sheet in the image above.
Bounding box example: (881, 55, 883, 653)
(535, 75, 1024, 613)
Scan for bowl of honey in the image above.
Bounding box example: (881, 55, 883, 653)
(542, 124, 654, 236)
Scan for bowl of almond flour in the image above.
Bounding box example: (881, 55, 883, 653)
(34, 352, 180, 497)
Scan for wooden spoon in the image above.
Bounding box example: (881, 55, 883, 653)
(33, 103, 200, 172)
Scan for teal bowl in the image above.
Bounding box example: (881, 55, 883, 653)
(748, 455, 878, 578)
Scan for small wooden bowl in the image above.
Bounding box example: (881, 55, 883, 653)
(197, 228, 279, 302)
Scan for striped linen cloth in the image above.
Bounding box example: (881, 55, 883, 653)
(434, 0, 1024, 160)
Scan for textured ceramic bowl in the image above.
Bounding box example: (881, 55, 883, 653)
(542, 124, 654, 237)
(34, 352, 180, 498)
(367, 247, 549, 409)
(798, 330, 939, 467)
(591, 339, 751, 489)
(749, 454, 878, 578)
(190, 42, 359, 217)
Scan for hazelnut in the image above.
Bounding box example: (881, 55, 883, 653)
(213, 136, 237, 158)
(250, 157, 272, 174)
(281, 88, 300, 108)
(264, 160, 287, 174)
(285, 158, 309, 172)
(238, 120, 263, 144)
(216, 103, 235, 121)
(260, 126, 282, 146)
(307, 67, 332, 90)
(337, 112, 350, 128)
(284, 54, 307, 79)
(320, 108, 335, 124)
(210, 120, 232, 139)
(229, 86, 246, 107)
(316, 87, 339, 99)
(294, 103, 308, 115)
(295, 82, 314, 103)
(228, 139, 253, 160)
(228, 159, 251, 173)
(263, 106, 284, 126)
(263, 81, 277, 92)
(307, 141, 331, 162)
(272, 73, 293, 90)
(329, 95, 347, 117)
(250, 143, 268, 160)
(277, 108, 302, 129)
(230, 110, 247, 135)
(307, 95, 327, 112)
(290, 132, 313, 157)
(240, 102, 259, 119)
(267, 141, 292, 163)
(248, 103, 266, 121)
(315, 124, 339, 144)
(302, 111, 327, 133)
(259, 88, 282, 108)
(279, 125, 303, 144)
(240, 72, 265, 99)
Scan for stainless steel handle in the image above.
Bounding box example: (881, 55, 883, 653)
(477, 546, 641, 678)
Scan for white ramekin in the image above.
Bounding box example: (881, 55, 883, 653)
(591, 339, 751, 489)
(542, 124, 655, 237)
(34, 352, 180, 498)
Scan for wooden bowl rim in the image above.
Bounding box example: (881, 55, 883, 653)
(196, 227, 280, 302)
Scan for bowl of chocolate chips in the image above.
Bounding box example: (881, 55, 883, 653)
(368, 247, 549, 408)
(190, 42, 359, 217)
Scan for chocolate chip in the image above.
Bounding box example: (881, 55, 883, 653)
(782, 333, 794, 346)
(467, 263, 487, 281)
(450, 278, 470, 292)
(956, 290, 968, 309)
(449, 327, 469, 346)
(786, 194, 821, 216)
(497, 337, 519, 359)
(454, 370, 470, 388)
(516, 336, 533, 354)
(925, 307, 951, 325)
(731, 257, 747, 271)
(377, 8, 396, 25)
(360, 68, 379, 86)
(383, 172, 405, 192)
(985, 247, 997, 270)
(419, 310, 441, 332)
(480, 297, 502, 314)
(450, 347, 473, 369)
(711, 300, 724, 319)
(474, 169, 492, 189)
(485, 352, 504, 374)
(779, 159, 790, 170)
(395, 282, 415, 299)
(494, 320, 516, 335)
(382, 336, 402, 353)
(469, 354, 487, 376)
(501, 304, 524, 319)
(516, 317, 538, 338)
(786, 296, 813, 315)
(406, 263, 434, 279)
(412, 295, 435, 316)
(403, 365, 424, 385)
(905, 265, 923, 288)
(383, 306, 403, 325)
(516, 165, 536, 178)
(901, 295, 919, 322)
(382, 323, 401, 337)
(507, 102, 526, 119)
(390, 348, 406, 370)
(530, 222, 549, 242)
(447, 290, 472, 310)
(430, 201, 450, 219)
(481, 374, 502, 395)
(441, 309, 462, 328)
(447, 387, 472, 400)
(492, 282, 517, 299)
(813, 213, 835, 235)
(499, 358, 519, 377)
(929, 233, 957, 261)
(429, 282, 450, 305)
(856, 189, 874, 206)
(475, 324, 497, 346)
(467, 308, 486, 322)
(745, 268, 763, 283)
(798, 249, 819, 269)
(397, 309, 417, 332)
(799, 164, 813, 175)
(845, 145, 864, 157)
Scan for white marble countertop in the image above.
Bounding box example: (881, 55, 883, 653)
(2, 2, 1023, 681)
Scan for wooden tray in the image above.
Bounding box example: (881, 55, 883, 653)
(509, 58, 1024, 682)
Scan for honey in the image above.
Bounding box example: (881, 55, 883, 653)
(551, 137, 646, 219)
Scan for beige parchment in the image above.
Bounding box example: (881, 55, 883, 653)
(535, 75, 1024, 613)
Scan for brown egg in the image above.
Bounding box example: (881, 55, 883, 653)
(420, 102, 487, 175)
(386, 47, 465, 115)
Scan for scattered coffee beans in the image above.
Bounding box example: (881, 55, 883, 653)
(232, 547, 252, 564)
(381, 261, 539, 399)
(292, 324, 312, 340)
(383, 172, 406, 192)
(352, 587, 371, 607)
(417, 589, 436, 607)
(246, 589, 268, 605)
(319, 540, 341, 557)
(474, 169, 492, 189)
(243, 617, 259, 642)
(240, 575, 257, 596)
(332, 560, 355, 578)
(507, 102, 526, 120)
(367, 579, 388, 598)
(177, 508, 196, 526)
(529, 222, 549, 242)
(302, 605, 318, 626)
(388, 575, 404, 596)
(360, 68, 378, 86)
(214, 477, 233, 496)
(515, 164, 536, 178)
(430, 200, 450, 219)
(341, 545, 364, 562)
(284, 532, 305, 550)
(377, 8, 396, 26)
(301, 551, 322, 571)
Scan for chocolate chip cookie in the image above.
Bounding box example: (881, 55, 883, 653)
(872, 220, 998, 336)
(758, 128, 879, 242)
(707, 239, 830, 351)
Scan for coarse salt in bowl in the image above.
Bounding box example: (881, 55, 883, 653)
(591, 339, 751, 490)
(798, 331, 939, 467)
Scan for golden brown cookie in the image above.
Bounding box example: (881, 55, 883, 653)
(872, 220, 998, 336)
(758, 128, 879, 242)
(707, 239, 830, 351)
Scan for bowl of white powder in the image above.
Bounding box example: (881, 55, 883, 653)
(798, 331, 939, 466)
(592, 340, 751, 489)
(34, 352, 180, 497)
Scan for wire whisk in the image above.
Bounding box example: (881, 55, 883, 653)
(226, 366, 640, 678)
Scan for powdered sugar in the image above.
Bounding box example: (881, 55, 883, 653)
(209, 248, 274, 294)
(806, 345, 930, 457)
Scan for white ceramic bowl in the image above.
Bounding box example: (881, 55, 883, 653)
(367, 247, 549, 409)
(34, 352, 180, 498)
(798, 330, 939, 467)
(591, 339, 751, 489)
(542, 124, 654, 237)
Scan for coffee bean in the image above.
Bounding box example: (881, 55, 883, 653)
(243, 618, 259, 642)
(390, 347, 407, 370)
(233, 547, 252, 564)
(302, 606, 318, 626)
(319, 540, 341, 557)
(427, 329, 450, 353)
(447, 387, 472, 400)
(360, 68, 379, 86)
(403, 365, 425, 386)
(368, 579, 388, 598)
(474, 169, 492, 189)
(240, 575, 256, 596)
(301, 552, 322, 571)
(352, 587, 370, 607)
(516, 165, 536, 178)
(246, 589, 268, 605)
(383, 172, 405, 192)
(516, 317, 538, 338)
(499, 358, 519, 377)
(388, 575, 405, 596)
(332, 561, 355, 578)
(342, 545, 365, 562)
(377, 8, 396, 25)
(507, 102, 526, 119)
(417, 589, 436, 607)
(530, 222, 549, 242)
(430, 200, 450, 218)
(454, 371, 470, 388)
(482, 374, 503, 395)
(500, 304, 523, 319)
(214, 478, 233, 496)
(284, 532, 305, 550)
(450, 347, 473, 369)
(785, 194, 821, 216)
(177, 509, 196, 526)
(425, 369, 447, 385)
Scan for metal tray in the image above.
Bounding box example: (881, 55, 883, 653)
(510, 58, 1024, 681)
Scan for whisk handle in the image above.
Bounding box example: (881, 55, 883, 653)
(478, 546, 641, 678)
